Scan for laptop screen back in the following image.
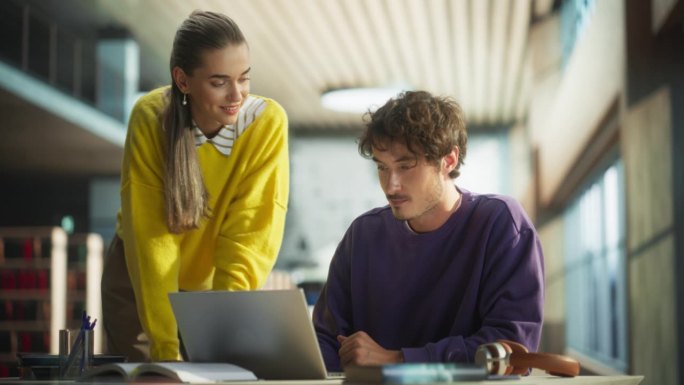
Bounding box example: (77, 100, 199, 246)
(169, 289, 328, 380)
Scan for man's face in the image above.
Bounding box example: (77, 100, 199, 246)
(372, 141, 447, 225)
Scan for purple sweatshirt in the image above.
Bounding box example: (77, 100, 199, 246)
(312, 188, 544, 371)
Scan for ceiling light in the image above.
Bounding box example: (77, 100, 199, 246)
(321, 85, 410, 114)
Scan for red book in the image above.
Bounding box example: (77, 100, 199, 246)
(20, 332, 30, 351)
(1, 271, 16, 290)
(18, 271, 29, 289)
(37, 270, 48, 290)
(22, 239, 32, 261)
(1, 300, 13, 320)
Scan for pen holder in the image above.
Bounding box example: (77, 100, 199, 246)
(59, 328, 94, 379)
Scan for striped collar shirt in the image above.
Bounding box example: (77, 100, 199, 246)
(192, 96, 266, 156)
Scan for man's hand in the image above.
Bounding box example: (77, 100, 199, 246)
(337, 331, 404, 368)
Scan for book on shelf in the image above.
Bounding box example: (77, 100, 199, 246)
(78, 362, 258, 383)
(344, 362, 490, 383)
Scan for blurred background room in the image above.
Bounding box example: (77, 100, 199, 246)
(0, 0, 682, 383)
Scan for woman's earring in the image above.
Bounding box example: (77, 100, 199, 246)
(182, 93, 187, 106)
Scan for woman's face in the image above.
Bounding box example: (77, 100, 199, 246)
(179, 43, 250, 135)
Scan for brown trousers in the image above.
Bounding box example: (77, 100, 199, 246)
(101, 236, 150, 362)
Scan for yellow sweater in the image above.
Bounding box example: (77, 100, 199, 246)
(116, 87, 289, 360)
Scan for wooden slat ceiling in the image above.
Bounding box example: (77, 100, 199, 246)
(0, 0, 556, 176)
(87, 0, 539, 130)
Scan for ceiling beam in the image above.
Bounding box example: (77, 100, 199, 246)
(502, 0, 531, 120)
(487, 0, 511, 123)
(470, 0, 489, 124)
(365, 0, 404, 83)
(451, 0, 471, 109)
(386, 0, 421, 87)
(230, 1, 331, 125)
(405, 0, 437, 91)
(427, 0, 454, 96)
(299, 0, 359, 86)
(516, 49, 534, 122)
(322, 0, 376, 87)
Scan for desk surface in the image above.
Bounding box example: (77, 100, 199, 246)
(252, 376, 643, 385)
(486, 375, 643, 385)
(204, 376, 644, 385)
(0, 375, 644, 385)
(203, 376, 644, 385)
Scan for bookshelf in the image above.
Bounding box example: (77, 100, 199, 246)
(0, 227, 103, 377)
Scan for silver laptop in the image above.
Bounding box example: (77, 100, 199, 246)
(169, 289, 330, 380)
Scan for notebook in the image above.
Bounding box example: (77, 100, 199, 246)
(169, 289, 332, 380)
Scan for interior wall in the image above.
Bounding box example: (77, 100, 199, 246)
(527, 13, 561, 149)
(674, 61, 684, 385)
(622, 86, 676, 385)
(531, 0, 682, 379)
(536, 216, 566, 354)
(525, 8, 566, 358)
(508, 122, 534, 215)
(526, 0, 629, 372)
(535, 0, 625, 207)
(624, 0, 684, 383)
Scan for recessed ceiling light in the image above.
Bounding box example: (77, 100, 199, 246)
(320, 85, 411, 114)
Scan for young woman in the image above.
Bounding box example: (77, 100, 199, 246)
(101, 10, 289, 362)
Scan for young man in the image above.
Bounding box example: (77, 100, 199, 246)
(312, 91, 544, 371)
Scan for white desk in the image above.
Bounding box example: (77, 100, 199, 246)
(482, 376, 643, 385)
(0, 375, 644, 385)
(192, 375, 644, 385)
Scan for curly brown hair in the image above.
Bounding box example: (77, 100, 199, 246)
(358, 90, 467, 179)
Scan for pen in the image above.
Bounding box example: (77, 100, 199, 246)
(62, 311, 97, 377)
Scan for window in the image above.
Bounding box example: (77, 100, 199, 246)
(564, 159, 627, 372)
(458, 133, 509, 195)
(560, 0, 596, 69)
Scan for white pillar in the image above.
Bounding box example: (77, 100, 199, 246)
(96, 32, 139, 123)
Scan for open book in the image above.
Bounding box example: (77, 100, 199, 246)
(78, 362, 257, 383)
